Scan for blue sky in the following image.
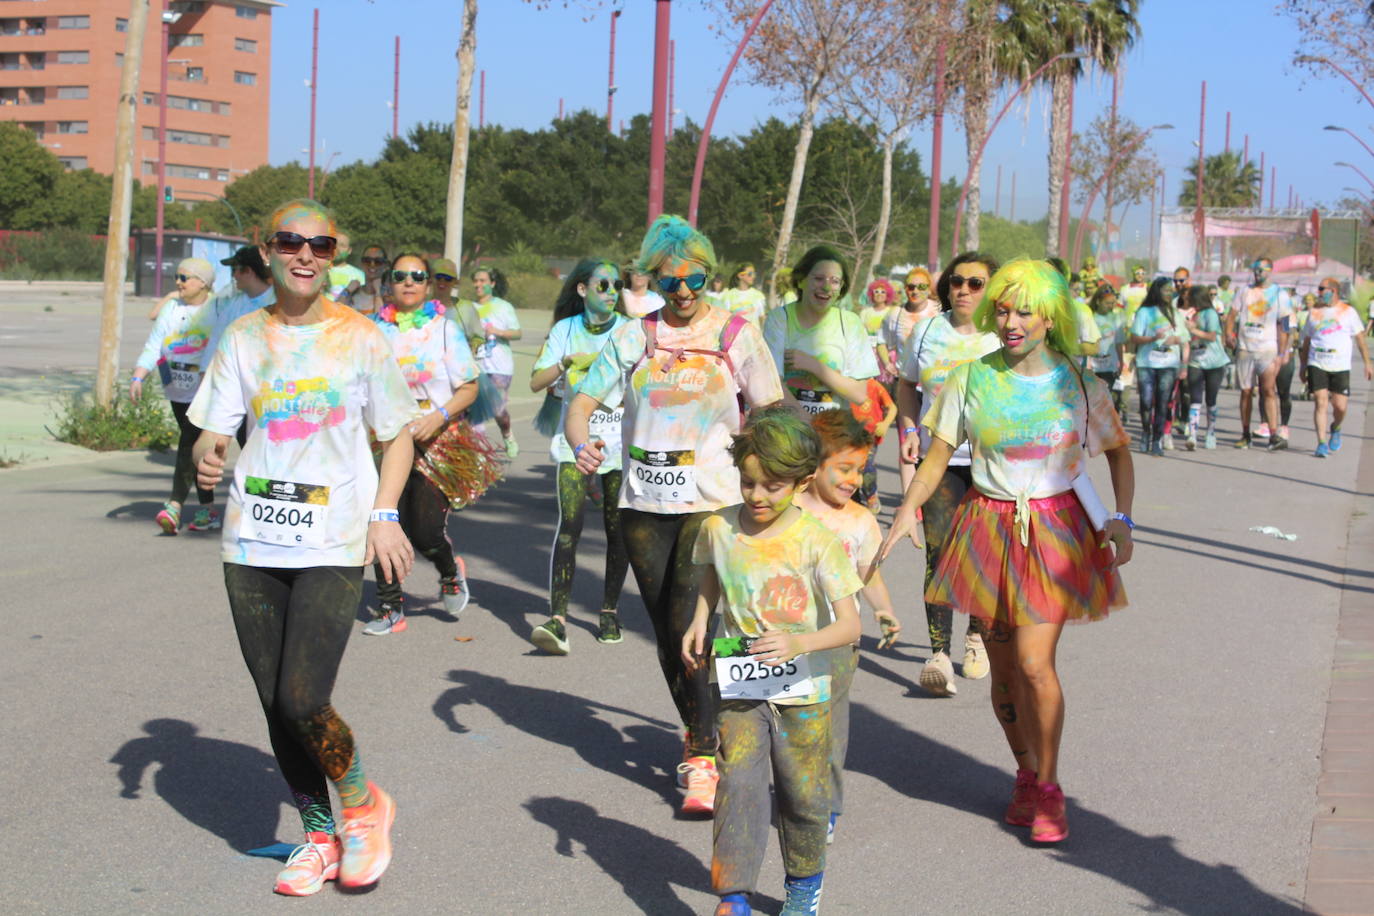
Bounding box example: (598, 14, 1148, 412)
(267, 1, 1368, 254)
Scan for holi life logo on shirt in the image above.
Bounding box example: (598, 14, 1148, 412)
(251, 376, 347, 442)
(636, 353, 728, 408)
(165, 329, 209, 356)
(398, 354, 434, 387)
(759, 573, 810, 626)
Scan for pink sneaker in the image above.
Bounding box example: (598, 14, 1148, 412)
(677, 756, 719, 816)
(273, 831, 340, 896)
(339, 782, 396, 887)
(1031, 781, 1069, 843)
(1005, 768, 1038, 826)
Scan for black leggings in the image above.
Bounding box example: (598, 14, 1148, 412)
(550, 463, 628, 617)
(1187, 366, 1225, 415)
(621, 508, 717, 757)
(1277, 353, 1296, 426)
(223, 563, 365, 833)
(374, 468, 458, 606)
(1095, 371, 1122, 415)
(922, 464, 980, 656)
(169, 400, 213, 506)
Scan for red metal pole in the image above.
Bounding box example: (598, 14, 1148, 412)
(1056, 80, 1074, 258)
(1271, 166, 1276, 208)
(1148, 170, 1158, 271)
(1010, 170, 1017, 222)
(558, 97, 563, 121)
(308, 8, 318, 198)
(1195, 80, 1205, 270)
(1259, 150, 1265, 205)
(479, 70, 485, 129)
(668, 39, 675, 139)
(1243, 134, 1249, 164)
(928, 33, 947, 268)
(607, 10, 619, 133)
(392, 36, 399, 139)
(647, 0, 671, 225)
(688, 0, 775, 225)
(1073, 127, 1161, 267)
(994, 163, 1002, 218)
(154, 11, 169, 298)
(1225, 111, 1231, 153)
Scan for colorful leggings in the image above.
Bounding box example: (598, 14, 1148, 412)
(549, 463, 628, 617)
(169, 400, 213, 506)
(374, 468, 459, 608)
(620, 509, 717, 757)
(223, 563, 371, 833)
(828, 645, 857, 816)
(923, 464, 980, 655)
(713, 699, 831, 894)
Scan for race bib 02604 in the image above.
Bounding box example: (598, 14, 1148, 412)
(628, 446, 698, 504)
(240, 477, 330, 549)
(713, 636, 814, 701)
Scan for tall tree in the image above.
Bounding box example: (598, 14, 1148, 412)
(1069, 113, 1160, 263)
(1284, 0, 1374, 87)
(1177, 151, 1260, 208)
(444, 0, 478, 265)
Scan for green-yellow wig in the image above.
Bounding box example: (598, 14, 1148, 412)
(973, 258, 1082, 357)
(635, 214, 717, 277)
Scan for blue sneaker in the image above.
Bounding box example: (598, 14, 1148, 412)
(714, 893, 751, 916)
(1331, 428, 1344, 452)
(781, 872, 824, 916)
(1316, 442, 1330, 458)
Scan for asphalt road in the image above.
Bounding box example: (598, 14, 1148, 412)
(0, 283, 1354, 914)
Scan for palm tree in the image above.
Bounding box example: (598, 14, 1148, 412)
(1003, 0, 1141, 256)
(1177, 151, 1260, 207)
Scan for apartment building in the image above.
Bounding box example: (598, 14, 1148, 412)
(0, 0, 276, 203)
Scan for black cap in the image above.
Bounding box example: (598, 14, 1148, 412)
(221, 246, 266, 272)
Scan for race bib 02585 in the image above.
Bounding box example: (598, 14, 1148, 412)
(240, 477, 330, 549)
(713, 636, 814, 701)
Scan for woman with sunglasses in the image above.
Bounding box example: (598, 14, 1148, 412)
(880, 258, 1133, 845)
(894, 251, 1001, 695)
(472, 266, 522, 459)
(527, 258, 632, 655)
(719, 263, 767, 327)
(763, 245, 879, 417)
(1302, 277, 1373, 456)
(189, 200, 416, 895)
(131, 257, 219, 534)
(348, 245, 390, 316)
(621, 264, 667, 318)
(882, 267, 936, 486)
(567, 215, 783, 816)
(860, 278, 898, 384)
(362, 255, 498, 636)
(1130, 277, 1190, 456)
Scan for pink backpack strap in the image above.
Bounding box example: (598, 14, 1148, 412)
(630, 312, 660, 375)
(718, 312, 750, 424)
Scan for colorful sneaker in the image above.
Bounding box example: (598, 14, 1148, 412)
(1161, 433, 1174, 450)
(530, 617, 569, 655)
(188, 507, 222, 531)
(676, 737, 693, 788)
(339, 782, 396, 888)
(1030, 781, 1069, 843)
(155, 501, 180, 534)
(362, 605, 406, 636)
(1316, 442, 1330, 458)
(1331, 428, 1344, 452)
(440, 558, 470, 617)
(1280, 425, 1291, 441)
(273, 831, 340, 896)
(1005, 768, 1038, 826)
(1205, 429, 1217, 450)
(1185, 432, 1197, 451)
(919, 651, 957, 696)
(505, 437, 520, 459)
(677, 756, 718, 815)
(596, 611, 623, 644)
(826, 812, 838, 845)
(961, 633, 989, 680)
(715, 894, 752, 916)
(1234, 433, 1251, 449)
(1268, 435, 1289, 452)
(866, 494, 882, 515)
(780, 872, 824, 916)
(1257, 422, 1271, 439)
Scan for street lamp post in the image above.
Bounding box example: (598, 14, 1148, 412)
(1336, 160, 1374, 191)
(1325, 124, 1374, 161)
(951, 50, 1086, 254)
(1071, 124, 1173, 267)
(308, 8, 319, 198)
(647, 0, 670, 225)
(1296, 55, 1374, 112)
(607, 10, 620, 133)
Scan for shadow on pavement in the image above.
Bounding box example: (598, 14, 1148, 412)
(1137, 524, 1374, 580)
(845, 702, 1304, 915)
(433, 670, 680, 807)
(1134, 535, 1374, 595)
(109, 718, 285, 853)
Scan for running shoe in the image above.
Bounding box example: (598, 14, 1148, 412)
(866, 494, 882, 515)
(1031, 781, 1069, 843)
(919, 651, 957, 696)
(1257, 422, 1271, 439)
(530, 617, 569, 655)
(440, 558, 470, 617)
(1268, 435, 1289, 452)
(1185, 432, 1197, 451)
(505, 437, 520, 459)
(961, 632, 989, 679)
(155, 501, 180, 534)
(595, 611, 623, 644)
(1316, 442, 1330, 458)
(780, 872, 824, 916)
(188, 507, 222, 531)
(362, 606, 406, 636)
(1332, 428, 1344, 452)
(1205, 430, 1217, 450)
(676, 737, 693, 787)
(274, 832, 340, 896)
(1234, 434, 1251, 449)
(826, 812, 838, 845)
(1161, 433, 1174, 450)
(1280, 425, 1291, 441)
(677, 756, 718, 815)
(1005, 768, 1039, 827)
(715, 894, 752, 916)
(1149, 442, 1164, 457)
(339, 782, 396, 888)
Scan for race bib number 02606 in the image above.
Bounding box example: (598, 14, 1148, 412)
(713, 636, 814, 701)
(240, 477, 330, 549)
(628, 446, 698, 503)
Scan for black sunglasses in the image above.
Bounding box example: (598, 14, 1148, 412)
(906, 282, 930, 291)
(269, 231, 337, 259)
(361, 256, 387, 266)
(390, 270, 429, 283)
(1173, 277, 1189, 284)
(948, 275, 986, 291)
(594, 278, 625, 294)
(175, 273, 196, 283)
(433, 273, 457, 283)
(657, 273, 708, 294)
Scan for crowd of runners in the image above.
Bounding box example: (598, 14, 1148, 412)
(129, 196, 1367, 914)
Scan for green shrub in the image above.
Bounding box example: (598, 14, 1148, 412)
(504, 270, 563, 311)
(0, 228, 105, 280)
(504, 240, 547, 275)
(52, 385, 179, 451)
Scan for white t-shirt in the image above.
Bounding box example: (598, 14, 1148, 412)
(1131, 305, 1191, 370)
(188, 301, 419, 568)
(718, 288, 767, 327)
(328, 263, 366, 302)
(475, 297, 520, 376)
(1302, 303, 1365, 372)
(136, 298, 211, 403)
(762, 303, 878, 413)
(898, 314, 1001, 464)
(532, 312, 630, 469)
(199, 286, 276, 365)
(1230, 284, 1293, 353)
(373, 304, 480, 411)
(579, 306, 783, 514)
(622, 288, 666, 319)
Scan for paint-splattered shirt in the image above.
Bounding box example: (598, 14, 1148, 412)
(1131, 305, 1191, 370)
(373, 304, 480, 411)
(693, 508, 863, 705)
(1229, 284, 1293, 353)
(136, 298, 212, 403)
(924, 351, 1128, 503)
(580, 305, 783, 514)
(189, 300, 418, 568)
(1089, 309, 1127, 374)
(763, 302, 879, 412)
(719, 288, 767, 327)
(475, 297, 520, 376)
(1301, 303, 1364, 372)
(532, 312, 629, 469)
(899, 314, 1001, 465)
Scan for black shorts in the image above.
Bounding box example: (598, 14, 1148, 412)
(1307, 366, 1351, 396)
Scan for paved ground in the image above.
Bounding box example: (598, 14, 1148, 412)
(0, 282, 1364, 914)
